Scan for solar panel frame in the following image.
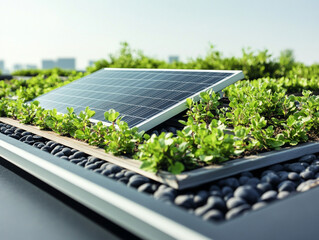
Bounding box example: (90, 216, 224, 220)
(33, 68, 244, 131)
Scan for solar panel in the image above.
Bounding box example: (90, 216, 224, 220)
(33, 68, 244, 131)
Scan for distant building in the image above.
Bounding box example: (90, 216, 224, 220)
(56, 58, 76, 70)
(26, 64, 37, 70)
(0, 60, 4, 73)
(168, 56, 179, 63)
(42, 60, 56, 69)
(13, 64, 23, 71)
(88, 60, 96, 67)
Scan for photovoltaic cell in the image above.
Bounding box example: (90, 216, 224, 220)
(33, 68, 244, 131)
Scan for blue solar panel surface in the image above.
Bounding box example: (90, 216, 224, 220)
(33, 69, 241, 130)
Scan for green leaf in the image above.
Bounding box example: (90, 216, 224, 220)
(168, 162, 184, 174)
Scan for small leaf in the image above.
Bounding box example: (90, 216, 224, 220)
(168, 162, 184, 174)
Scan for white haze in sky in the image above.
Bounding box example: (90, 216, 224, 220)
(0, 0, 318, 70)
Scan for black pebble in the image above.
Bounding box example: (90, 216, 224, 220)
(225, 204, 250, 220)
(193, 190, 209, 207)
(260, 190, 277, 202)
(278, 180, 295, 192)
(138, 183, 155, 194)
(261, 172, 280, 186)
(226, 197, 246, 209)
(300, 170, 315, 180)
(234, 185, 259, 204)
(202, 209, 224, 222)
(288, 172, 300, 181)
(252, 201, 268, 210)
(288, 163, 306, 173)
(256, 182, 272, 194)
(174, 194, 194, 208)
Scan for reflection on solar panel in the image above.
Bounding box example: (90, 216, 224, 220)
(33, 68, 244, 131)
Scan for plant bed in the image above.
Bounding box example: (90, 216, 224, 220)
(2, 116, 319, 189)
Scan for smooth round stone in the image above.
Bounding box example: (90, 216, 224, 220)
(61, 147, 72, 156)
(261, 170, 275, 178)
(118, 177, 129, 184)
(14, 128, 24, 134)
(154, 187, 176, 200)
(194, 190, 209, 207)
(277, 171, 289, 181)
(85, 162, 102, 170)
(73, 151, 86, 158)
(49, 142, 59, 149)
(4, 129, 13, 135)
(87, 156, 100, 163)
(37, 142, 45, 149)
(300, 162, 309, 168)
(77, 160, 87, 167)
(210, 190, 222, 197)
(225, 204, 250, 220)
(234, 185, 259, 204)
(70, 158, 85, 164)
(24, 140, 35, 145)
(222, 186, 233, 196)
(51, 146, 62, 155)
(278, 180, 295, 192)
(297, 179, 319, 192)
(10, 134, 20, 140)
(218, 178, 239, 189)
(241, 171, 253, 178)
(115, 172, 124, 179)
(252, 201, 268, 210)
(54, 152, 65, 158)
(174, 194, 194, 208)
(19, 136, 27, 142)
(288, 172, 300, 181)
(256, 182, 272, 194)
(202, 209, 224, 222)
(41, 146, 51, 152)
(268, 164, 284, 172)
(209, 185, 221, 192)
(277, 191, 290, 199)
(260, 190, 277, 202)
(21, 131, 32, 136)
(307, 165, 319, 173)
(25, 135, 33, 142)
(194, 196, 226, 216)
(105, 164, 122, 173)
(288, 163, 306, 173)
(246, 178, 260, 187)
(300, 170, 315, 180)
(70, 148, 78, 153)
(168, 127, 177, 134)
(101, 169, 112, 176)
(151, 130, 159, 136)
(261, 172, 280, 186)
(33, 135, 44, 141)
(206, 196, 227, 211)
(124, 171, 135, 178)
(299, 154, 316, 163)
(239, 176, 250, 185)
(223, 193, 233, 201)
(138, 183, 155, 194)
(226, 197, 247, 209)
(99, 162, 110, 170)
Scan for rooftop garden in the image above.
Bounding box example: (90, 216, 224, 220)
(0, 43, 318, 175)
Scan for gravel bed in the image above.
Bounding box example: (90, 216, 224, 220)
(1, 122, 319, 223)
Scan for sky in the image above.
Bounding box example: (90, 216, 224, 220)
(0, 0, 319, 70)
